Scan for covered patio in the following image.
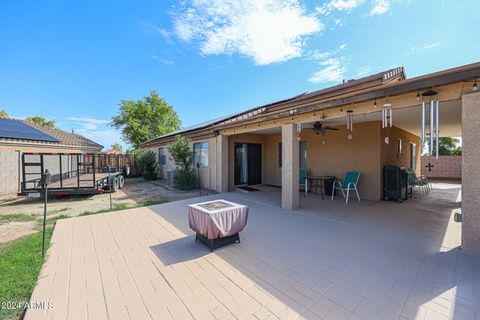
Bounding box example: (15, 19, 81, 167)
(26, 182, 479, 320)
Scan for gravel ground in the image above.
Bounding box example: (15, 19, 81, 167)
(0, 177, 211, 243)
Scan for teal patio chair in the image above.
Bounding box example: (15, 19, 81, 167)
(331, 171, 361, 204)
(299, 168, 307, 190)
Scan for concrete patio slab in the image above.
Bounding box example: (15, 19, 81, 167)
(26, 183, 480, 320)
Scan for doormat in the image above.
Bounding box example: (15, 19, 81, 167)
(236, 186, 259, 192)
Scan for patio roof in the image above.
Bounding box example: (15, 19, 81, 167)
(25, 183, 480, 320)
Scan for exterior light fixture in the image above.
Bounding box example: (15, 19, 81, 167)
(373, 98, 377, 108)
(416, 90, 421, 101)
(474, 79, 478, 91)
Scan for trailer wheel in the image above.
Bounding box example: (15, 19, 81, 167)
(111, 177, 120, 192)
(118, 175, 125, 189)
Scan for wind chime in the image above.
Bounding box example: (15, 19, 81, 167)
(382, 101, 393, 144)
(346, 110, 353, 140)
(421, 89, 439, 159)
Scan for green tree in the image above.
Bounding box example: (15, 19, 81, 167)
(428, 137, 462, 156)
(168, 136, 197, 190)
(0, 110, 9, 118)
(135, 149, 157, 180)
(111, 91, 181, 149)
(111, 143, 122, 151)
(25, 116, 56, 129)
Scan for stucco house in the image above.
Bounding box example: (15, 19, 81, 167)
(0, 118, 103, 194)
(142, 62, 480, 255)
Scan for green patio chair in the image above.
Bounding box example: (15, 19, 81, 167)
(299, 168, 307, 190)
(331, 171, 361, 204)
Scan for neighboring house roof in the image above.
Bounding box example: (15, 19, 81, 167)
(0, 117, 103, 150)
(142, 67, 406, 146)
(102, 148, 126, 155)
(0, 117, 60, 142)
(23, 121, 103, 149)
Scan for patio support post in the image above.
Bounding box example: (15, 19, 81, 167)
(462, 90, 480, 255)
(281, 123, 299, 209)
(216, 134, 229, 193)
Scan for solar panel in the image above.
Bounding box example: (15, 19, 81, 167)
(0, 118, 60, 142)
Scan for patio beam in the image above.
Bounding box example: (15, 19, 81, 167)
(281, 123, 299, 210)
(219, 82, 464, 136)
(461, 90, 480, 255)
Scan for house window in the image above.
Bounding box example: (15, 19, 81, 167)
(397, 138, 403, 154)
(193, 142, 209, 167)
(278, 143, 282, 167)
(158, 147, 167, 165)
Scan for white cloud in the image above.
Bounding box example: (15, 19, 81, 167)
(422, 42, 440, 50)
(316, 0, 364, 15)
(308, 57, 347, 84)
(62, 117, 124, 150)
(140, 21, 173, 40)
(67, 117, 109, 130)
(172, 0, 322, 65)
(370, 0, 390, 15)
(306, 43, 347, 61)
(151, 54, 174, 65)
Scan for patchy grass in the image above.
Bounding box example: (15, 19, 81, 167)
(45, 214, 69, 225)
(0, 214, 36, 225)
(137, 199, 168, 207)
(0, 228, 53, 320)
(78, 199, 168, 217)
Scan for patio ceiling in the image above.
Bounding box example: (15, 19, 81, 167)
(249, 99, 462, 137)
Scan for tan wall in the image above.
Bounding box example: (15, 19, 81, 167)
(380, 125, 421, 175)
(269, 121, 383, 200)
(461, 91, 480, 255)
(148, 136, 218, 190)
(421, 156, 462, 179)
(228, 133, 267, 190)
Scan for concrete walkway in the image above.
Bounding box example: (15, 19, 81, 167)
(26, 183, 480, 320)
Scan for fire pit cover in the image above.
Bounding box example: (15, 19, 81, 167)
(188, 200, 249, 239)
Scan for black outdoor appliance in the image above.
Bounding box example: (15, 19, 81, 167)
(384, 165, 408, 202)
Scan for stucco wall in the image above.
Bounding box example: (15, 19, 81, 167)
(265, 121, 383, 200)
(148, 136, 218, 190)
(461, 91, 480, 255)
(421, 156, 461, 179)
(0, 150, 21, 195)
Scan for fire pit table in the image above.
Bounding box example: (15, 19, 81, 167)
(187, 199, 249, 251)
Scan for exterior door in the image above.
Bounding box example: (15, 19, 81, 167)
(247, 144, 262, 185)
(234, 143, 262, 185)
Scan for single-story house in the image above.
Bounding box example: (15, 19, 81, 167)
(142, 62, 480, 255)
(0, 117, 103, 194)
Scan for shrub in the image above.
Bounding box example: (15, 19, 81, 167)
(135, 149, 158, 180)
(168, 136, 197, 190)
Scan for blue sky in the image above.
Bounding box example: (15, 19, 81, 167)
(0, 0, 478, 149)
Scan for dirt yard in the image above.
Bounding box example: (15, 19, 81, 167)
(0, 178, 210, 243)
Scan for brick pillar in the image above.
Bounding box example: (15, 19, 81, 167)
(462, 91, 480, 255)
(281, 124, 299, 209)
(216, 134, 229, 193)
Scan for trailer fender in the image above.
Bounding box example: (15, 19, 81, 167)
(118, 175, 125, 189)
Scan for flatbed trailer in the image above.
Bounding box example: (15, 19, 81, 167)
(18, 153, 135, 196)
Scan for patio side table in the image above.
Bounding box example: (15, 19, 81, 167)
(304, 176, 336, 200)
(187, 199, 249, 252)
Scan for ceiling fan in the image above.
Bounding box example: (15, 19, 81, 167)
(312, 122, 338, 135)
